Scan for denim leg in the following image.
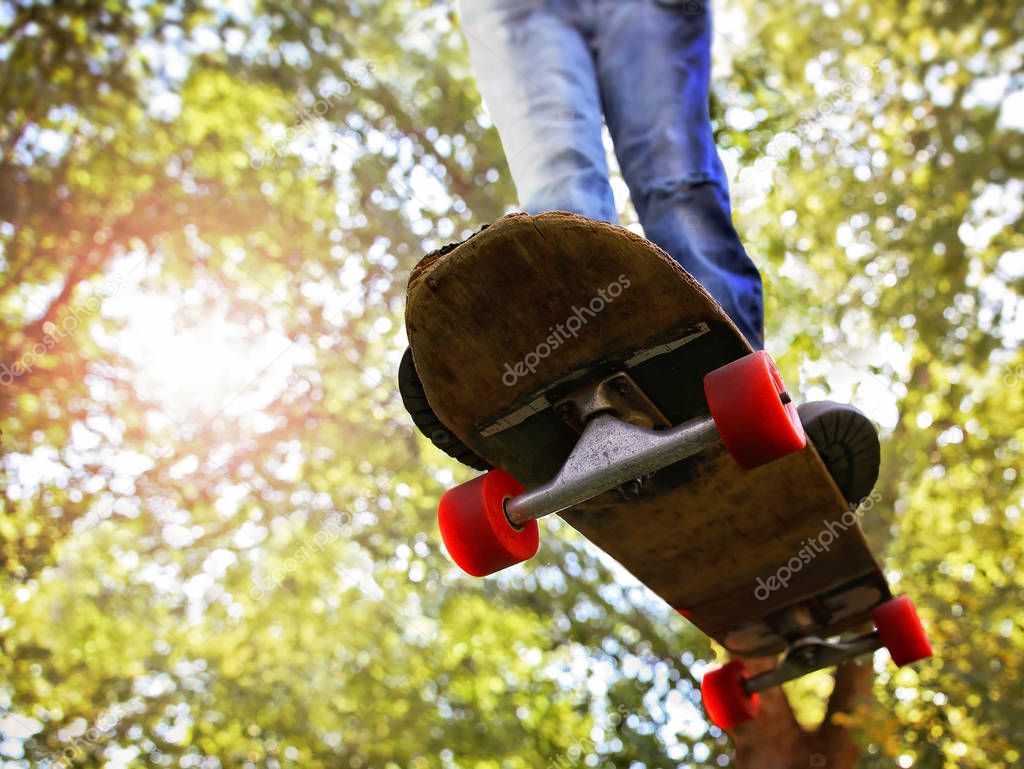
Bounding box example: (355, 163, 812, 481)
(457, 0, 617, 222)
(594, 0, 765, 347)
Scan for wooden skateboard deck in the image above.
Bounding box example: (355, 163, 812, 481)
(406, 212, 889, 656)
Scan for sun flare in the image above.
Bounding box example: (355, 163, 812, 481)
(106, 290, 303, 427)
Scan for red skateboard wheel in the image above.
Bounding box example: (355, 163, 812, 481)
(873, 596, 933, 666)
(701, 660, 759, 731)
(704, 351, 806, 469)
(438, 470, 538, 577)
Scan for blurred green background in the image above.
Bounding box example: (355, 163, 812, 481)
(0, 1, 1021, 767)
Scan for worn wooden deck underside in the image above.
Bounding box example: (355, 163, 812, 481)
(407, 212, 886, 655)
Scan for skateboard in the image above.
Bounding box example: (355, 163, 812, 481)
(404, 212, 932, 730)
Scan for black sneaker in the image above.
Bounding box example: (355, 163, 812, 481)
(398, 347, 491, 471)
(797, 400, 880, 507)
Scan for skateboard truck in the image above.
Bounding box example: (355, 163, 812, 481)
(703, 596, 932, 731)
(745, 632, 882, 693)
(504, 365, 799, 526)
(742, 606, 880, 694)
(504, 374, 719, 526)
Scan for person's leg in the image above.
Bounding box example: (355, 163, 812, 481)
(457, 0, 617, 221)
(594, 0, 764, 347)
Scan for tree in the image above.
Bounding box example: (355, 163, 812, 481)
(1, 1, 1020, 767)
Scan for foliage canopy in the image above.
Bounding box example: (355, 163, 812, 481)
(0, 1, 1021, 767)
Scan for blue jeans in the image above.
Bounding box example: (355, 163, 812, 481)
(458, 0, 764, 348)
